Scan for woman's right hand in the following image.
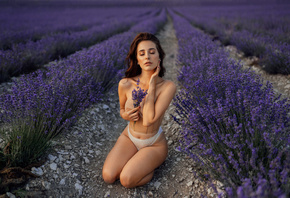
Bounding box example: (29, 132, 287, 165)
(123, 106, 140, 121)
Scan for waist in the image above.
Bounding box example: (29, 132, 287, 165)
(128, 122, 162, 140)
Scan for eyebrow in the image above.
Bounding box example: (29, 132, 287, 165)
(138, 48, 156, 52)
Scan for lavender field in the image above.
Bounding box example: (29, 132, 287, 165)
(173, 3, 290, 75)
(0, 0, 289, 197)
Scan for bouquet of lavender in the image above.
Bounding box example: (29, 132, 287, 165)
(132, 78, 148, 108)
(132, 78, 148, 128)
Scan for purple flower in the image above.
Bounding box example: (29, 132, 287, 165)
(132, 78, 148, 108)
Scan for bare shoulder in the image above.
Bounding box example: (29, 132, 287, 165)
(118, 78, 132, 90)
(161, 79, 176, 92)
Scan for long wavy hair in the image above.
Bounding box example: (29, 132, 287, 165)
(124, 32, 166, 78)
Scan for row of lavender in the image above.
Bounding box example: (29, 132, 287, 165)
(0, 8, 167, 169)
(173, 3, 290, 75)
(0, 7, 133, 50)
(169, 9, 290, 198)
(0, 7, 151, 83)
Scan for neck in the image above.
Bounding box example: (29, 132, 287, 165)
(139, 70, 154, 87)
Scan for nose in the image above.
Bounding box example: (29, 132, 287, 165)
(145, 52, 150, 59)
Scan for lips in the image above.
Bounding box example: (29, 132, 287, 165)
(145, 62, 152, 65)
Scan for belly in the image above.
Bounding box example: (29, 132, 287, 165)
(128, 121, 159, 139)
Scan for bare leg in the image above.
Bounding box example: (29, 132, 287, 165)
(102, 126, 138, 184)
(119, 133, 168, 188)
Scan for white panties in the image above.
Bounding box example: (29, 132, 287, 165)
(127, 124, 163, 150)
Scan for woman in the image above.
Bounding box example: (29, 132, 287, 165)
(102, 32, 176, 188)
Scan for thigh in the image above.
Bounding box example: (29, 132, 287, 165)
(120, 134, 168, 183)
(102, 125, 138, 180)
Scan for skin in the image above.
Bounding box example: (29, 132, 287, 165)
(102, 40, 176, 188)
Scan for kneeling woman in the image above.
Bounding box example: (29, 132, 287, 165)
(102, 32, 176, 188)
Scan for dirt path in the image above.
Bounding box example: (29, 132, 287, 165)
(85, 15, 201, 198)
(19, 15, 212, 198)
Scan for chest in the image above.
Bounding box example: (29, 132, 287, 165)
(125, 85, 162, 111)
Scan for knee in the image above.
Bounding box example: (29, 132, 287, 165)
(120, 172, 135, 188)
(102, 168, 117, 184)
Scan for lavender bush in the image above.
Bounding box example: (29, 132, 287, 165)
(261, 42, 290, 74)
(0, 8, 166, 168)
(0, 117, 56, 167)
(170, 9, 290, 198)
(0, 6, 138, 50)
(229, 30, 268, 57)
(0, 9, 151, 83)
(173, 3, 290, 75)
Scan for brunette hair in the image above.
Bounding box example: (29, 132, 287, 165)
(124, 32, 166, 78)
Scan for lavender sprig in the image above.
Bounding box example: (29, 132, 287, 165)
(132, 78, 148, 108)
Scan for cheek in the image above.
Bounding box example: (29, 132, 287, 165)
(154, 53, 160, 59)
(153, 55, 159, 61)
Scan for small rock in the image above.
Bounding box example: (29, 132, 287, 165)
(48, 154, 57, 162)
(104, 190, 110, 197)
(84, 157, 90, 163)
(70, 154, 76, 160)
(208, 188, 213, 195)
(148, 191, 153, 196)
(31, 167, 44, 176)
(284, 84, 290, 89)
(75, 183, 83, 195)
(6, 192, 16, 198)
(110, 103, 116, 108)
(42, 181, 51, 190)
(177, 177, 185, 183)
(58, 155, 64, 162)
(187, 181, 193, 187)
(154, 181, 161, 190)
(59, 178, 66, 185)
(25, 184, 30, 191)
(50, 163, 57, 170)
(103, 104, 109, 109)
(98, 124, 105, 130)
(64, 164, 70, 169)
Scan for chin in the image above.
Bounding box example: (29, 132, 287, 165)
(143, 66, 156, 70)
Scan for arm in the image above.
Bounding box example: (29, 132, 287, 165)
(118, 78, 140, 121)
(142, 71, 176, 126)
